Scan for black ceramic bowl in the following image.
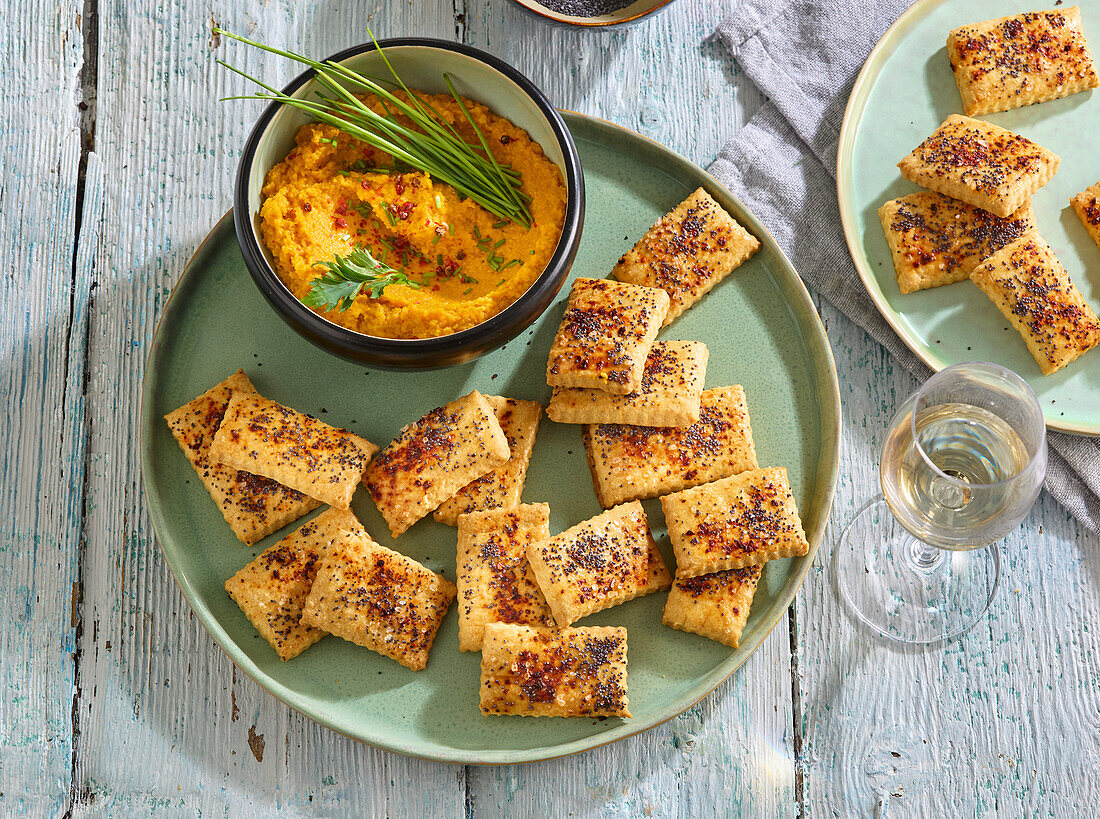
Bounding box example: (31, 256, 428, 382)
(233, 38, 584, 369)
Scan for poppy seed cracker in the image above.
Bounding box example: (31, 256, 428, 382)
(547, 340, 708, 427)
(661, 467, 809, 578)
(878, 193, 1034, 294)
(300, 528, 456, 671)
(947, 8, 1098, 116)
(479, 623, 630, 718)
(582, 386, 758, 509)
(612, 188, 760, 324)
(545, 277, 669, 395)
(1071, 182, 1100, 251)
(897, 115, 1059, 217)
(434, 396, 542, 526)
(526, 501, 669, 628)
(456, 503, 555, 652)
(165, 371, 322, 544)
(662, 566, 762, 648)
(224, 507, 362, 661)
(208, 391, 377, 511)
(365, 391, 511, 537)
(970, 232, 1100, 374)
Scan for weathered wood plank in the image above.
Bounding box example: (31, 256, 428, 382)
(0, 0, 88, 813)
(66, 1, 467, 813)
(798, 301, 1100, 816)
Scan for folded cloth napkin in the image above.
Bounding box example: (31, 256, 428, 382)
(708, 0, 1100, 536)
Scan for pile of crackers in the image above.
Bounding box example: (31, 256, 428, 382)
(167, 187, 812, 720)
(878, 7, 1100, 376)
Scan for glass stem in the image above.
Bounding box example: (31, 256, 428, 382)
(908, 538, 944, 571)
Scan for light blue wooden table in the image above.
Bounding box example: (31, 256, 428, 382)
(3, 0, 1097, 815)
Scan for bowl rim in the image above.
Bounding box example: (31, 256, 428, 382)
(232, 37, 584, 363)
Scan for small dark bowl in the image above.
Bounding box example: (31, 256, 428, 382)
(233, 38, 584, 369)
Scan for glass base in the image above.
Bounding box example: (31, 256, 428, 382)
(833, 496, 1001, 645)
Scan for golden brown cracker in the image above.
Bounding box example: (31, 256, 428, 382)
(661, 467, 809, 578)
(365, 391, 510, 537)
(547, 340, 708, 427)
(526, 501, 668, 627)
(897, 115, 1059, 217)
(612, 188, 760, 324)
(662, 566, 762, 648)
(300, 528, 456, 671)
(455, 503, 555, 652)
(582, 386, 758, 509)
(878, 193, 1034, 294)
(434, 396, 542, 526)
(947, 8, 1099, 116)
(545, 277, 669, 394)
(208, 391, 377, 510)
(970, 232, 1100, 374)
(1071, 182, 1100, 251)
(165, 371, 321, 545)
(479, 623, 630, 718)
(224, 507, 362, 660)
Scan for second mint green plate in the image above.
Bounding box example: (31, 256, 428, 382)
(141, 112, 840, 763)
(838, 0, 1100, 435)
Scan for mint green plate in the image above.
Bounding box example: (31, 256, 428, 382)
(838, 0, 1100, 435)
(141, 112, 840, 763)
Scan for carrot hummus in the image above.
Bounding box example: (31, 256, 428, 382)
(259, 93, 567, 339)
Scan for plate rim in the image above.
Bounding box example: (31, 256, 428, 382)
(140, 110, 841, 764)
(836, 0, 1100, 437)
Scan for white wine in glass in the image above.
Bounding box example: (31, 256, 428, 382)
(834, 362, 1047, 644)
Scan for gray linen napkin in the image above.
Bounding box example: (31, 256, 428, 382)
(708, 0, 1100, 536)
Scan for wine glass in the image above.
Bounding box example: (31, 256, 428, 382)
(833, 361, 1047, 644)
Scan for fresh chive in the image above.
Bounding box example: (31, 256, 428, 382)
(431, 233, 441, 245)
(493, 238, 505, 249)
(501, 258, 521, 270)
(492, 220, 508, 229)
(462, 286, 473, 295)
(434, 194, 444, 210)
(214, 28, 533, 227)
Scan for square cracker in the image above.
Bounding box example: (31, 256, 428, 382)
(662, 566, 762, 648)
(612, 188, 760, 324)
(300, 528, 456, 671)
(479, 623, 630, 718)
(365, 391, 511, 537)
(970, 232, 1100, 374)
(527, 501, 670, 627)
(582, 386, 757, 509)
(434, 396, 542, 526)
(547, 340, 708, 427)
(165, 371, 321, 544)
(1071, 182, 1100, 251)
(947, 8, 1099, 116)
(897, 115, 1059, 217)
(545, 277, 669, 395)
(661, 467, 809, 578)
(224, 507, 362, 661)
(878, 193, 1034, 294)
(456, 503, 555, 652)
(208, 392, 377, 511)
